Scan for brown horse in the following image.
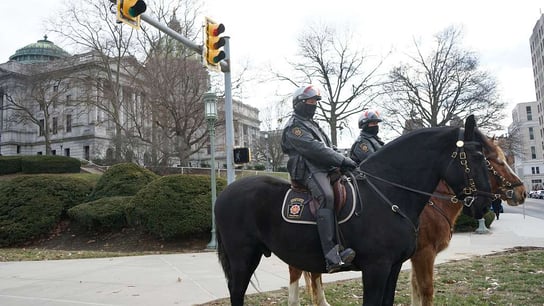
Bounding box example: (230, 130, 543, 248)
(287, 139, 526, 306)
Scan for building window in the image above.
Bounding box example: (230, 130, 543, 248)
(52, 117, 58, 134)
(532, 167, 540, 174)
(37, 151, 42, 155)
(531, 146, 537, 159)
(66, 114, 72, 132)
(526, 106, 533, 120)
(84, 146, 90, 161)
(532, 179, 543, 190)
(16, 145, 21, 154)
(529, 127, 534, 140)
(39, 119, 45, 136)
(64, 148, 70, 156)
(51, 150, 56, 155)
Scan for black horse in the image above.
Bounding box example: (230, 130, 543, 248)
(214, 115, 493, 306)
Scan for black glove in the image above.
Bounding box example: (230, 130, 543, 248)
(341, 157, 358, 170)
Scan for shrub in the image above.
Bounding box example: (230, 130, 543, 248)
(454, 210, 495, 232)
(253, 164, 266, 171)
(0, 156, 22, 174)
(0, 175, 94, 246)
(130, 175, 227, 239)
(87, 163, 159, 201)
(21, 155, 81, 174)
(68, 196, 133, 231)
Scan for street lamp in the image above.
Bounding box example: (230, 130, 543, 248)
(264, 133, 271, 172)
(204, 91, 218, 249)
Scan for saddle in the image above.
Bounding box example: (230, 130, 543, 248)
(281, 172, 357, 225)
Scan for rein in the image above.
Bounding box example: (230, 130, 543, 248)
(356, 128, 492, 232)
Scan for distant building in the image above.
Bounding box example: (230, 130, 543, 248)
(531, 13, 544, 133)
(0, 36, 261, 168)
(509, 102, 544, 190)
(524, 13, 544, 190)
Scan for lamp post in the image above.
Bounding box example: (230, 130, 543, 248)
(204, 91, 218, 249)
(264, 133, 271, 172)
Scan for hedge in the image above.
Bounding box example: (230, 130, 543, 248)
(68, 196, 134, 231)
(21, 155, 81, 174)
(0, 175, 94, 246)
(87, 163, 159, 201)
(0, 156, 22, 174)
(130, 174, 227, 239)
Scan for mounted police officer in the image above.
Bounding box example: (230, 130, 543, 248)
(350, 109, 385, 164)
(281, 85, 358, 273)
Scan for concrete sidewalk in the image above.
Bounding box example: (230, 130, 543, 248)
(1, 213, 544, 306)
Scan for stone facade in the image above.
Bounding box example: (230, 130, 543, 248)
(0, 38, 261, 168)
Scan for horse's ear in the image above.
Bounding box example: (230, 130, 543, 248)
(464, 115, 476, 141)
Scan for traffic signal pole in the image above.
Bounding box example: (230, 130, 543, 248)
(222, 37, 235, 183)
(139, 13, 235, 184)
(140, 14, 201, 54)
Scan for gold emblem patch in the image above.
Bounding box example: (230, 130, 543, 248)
(360, 143, 369, 152)
(292, 127, 303, 137)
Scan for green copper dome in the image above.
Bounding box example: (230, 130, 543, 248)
(9, 35, 70, 63)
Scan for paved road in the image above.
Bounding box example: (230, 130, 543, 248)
(503, 197, 544, 219)
(1, 213, 543, 306)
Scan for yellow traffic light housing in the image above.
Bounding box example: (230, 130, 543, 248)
(116, 0, 147, 30)
(203, 17, 226, 71)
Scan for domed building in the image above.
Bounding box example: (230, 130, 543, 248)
(0, 33, 261, 170)
(8, 35, 70, 63)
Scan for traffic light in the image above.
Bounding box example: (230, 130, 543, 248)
(203, 17, 226, 71)
(234, 148, 250, 164)
(116, 0, 147, 30)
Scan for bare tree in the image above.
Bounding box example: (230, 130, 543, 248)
(382, 26, 506, 134)
(142, 53, 210, 165)
(48, 0, 144, 162)
(129, 1, 219, 166)
(274, 23, 382, 145)
(252, 130, 284, 172)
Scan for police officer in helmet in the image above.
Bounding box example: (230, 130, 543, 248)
(281, 85, 357, 273)
(350, 109, 385, 164)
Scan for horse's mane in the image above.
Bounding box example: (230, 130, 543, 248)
(365, 126, 497, 161)
(362, 126, 458, 165)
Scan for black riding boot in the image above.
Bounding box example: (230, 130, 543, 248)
(316, 208, 356, 273)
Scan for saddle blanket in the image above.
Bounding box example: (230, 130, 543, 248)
(281, 179, 357, 225)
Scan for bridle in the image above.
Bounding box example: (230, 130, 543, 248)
(427, 146, 524, 237)
(445, 138, 498, 206)
(485, 157, 524, 200)
(352, 128, 493, 233)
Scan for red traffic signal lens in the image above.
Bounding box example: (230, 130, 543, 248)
(211, 24, 225, 36)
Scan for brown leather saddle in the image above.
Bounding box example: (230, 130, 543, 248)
(281, 172, 357, 225)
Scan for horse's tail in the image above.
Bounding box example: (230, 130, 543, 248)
(216, 226, 232, 283)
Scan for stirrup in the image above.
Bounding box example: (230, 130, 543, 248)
(339, 247, 356, 264)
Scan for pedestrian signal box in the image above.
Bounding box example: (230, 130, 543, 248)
(233, 147, 250, 164)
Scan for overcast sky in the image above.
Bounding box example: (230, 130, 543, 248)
(1, 0, 543, 144)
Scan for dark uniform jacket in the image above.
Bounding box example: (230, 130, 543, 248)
(350, 131, 384, 164)
(281, 114, 345, 181)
